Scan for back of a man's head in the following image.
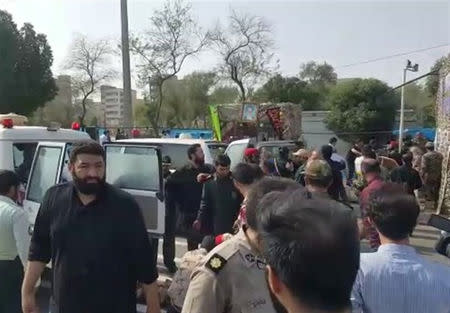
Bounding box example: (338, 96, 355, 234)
(361, 158, 380, 176)
(0, 170, 20, 196)
(402, 152, 413, 166)
(258, 191, 360, 312)
(361, 145, 376, 159)
(320, 145, 333, 160)
(368, 183, 419, 240)
(305, 159, 333, 189)
(246, 177, 302, 230)
(232, 162, 264, 186)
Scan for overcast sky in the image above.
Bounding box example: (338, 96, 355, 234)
(2, 0, 449, 91)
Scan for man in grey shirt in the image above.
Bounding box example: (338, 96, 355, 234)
(0, 170, 30, 313)
(351, 183, 450, 313)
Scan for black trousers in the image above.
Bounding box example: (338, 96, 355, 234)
(163, 199, 177, 266)
(0, 257, 23, 313)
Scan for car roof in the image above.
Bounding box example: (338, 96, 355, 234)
(117, 138, 221, 145)
(257, 140, 296, 146)
(0, 126, 90, 141)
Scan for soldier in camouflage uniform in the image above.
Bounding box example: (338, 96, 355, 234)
(420, 142, 444, 210)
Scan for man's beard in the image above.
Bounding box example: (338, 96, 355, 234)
(194, 157, 205, 167)
(72, 173, 105, 195)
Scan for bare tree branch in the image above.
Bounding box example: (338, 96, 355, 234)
(212, 10, 275, 101)
(64, 34, 116, 126)
(130, 0, 208, 132)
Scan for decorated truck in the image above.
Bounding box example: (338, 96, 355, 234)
(213, 102, 302, 143)
(434, 58, 450, 215)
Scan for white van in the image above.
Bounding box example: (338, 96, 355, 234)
(0, 122, 90, 214)
(118, 138, 228, 170)
(25, 141, 167, 236)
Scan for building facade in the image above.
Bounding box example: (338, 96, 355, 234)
(100, 85, 137, 127)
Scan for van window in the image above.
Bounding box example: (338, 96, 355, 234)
(160, 144, 190, 170)
(207, 143, 228, 161)
(13, 143, 37, 184)
(107, 146, 160, 191)
(226, 143, 248, 170)
(27, 146, 62, 203)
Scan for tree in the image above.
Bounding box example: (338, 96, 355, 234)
(184, 72, 217, 125)
(134, 100, 151, 127)
(211, 10, 275, 101)
(402, 82, 434, 127)
(0, 10, 57, 116)
(325, 78, 398, 142)
(426, 54, 450, 98)
(29, 99, 75, 127)
(131, 0, 209, 132)
(64, 35, 115, 126)
(209, 86, 240, 104)
(299, 61, 337, 85)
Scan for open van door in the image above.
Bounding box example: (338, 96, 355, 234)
(225, 138, 250, 169)
(23, 142, 68, 226)
(104, 143, 165, 235)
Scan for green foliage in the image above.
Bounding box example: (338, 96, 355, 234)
(325, 78, 398, 141)
(401, 82, 435, 127)
(209, 86, 239, 105)
(299, 61, 337, 85)
(426, 54, 450, 98)
(0, 10, 57, 116)
(29, 100, 75, 128)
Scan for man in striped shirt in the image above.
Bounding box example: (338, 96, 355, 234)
(352, 183, 450, 313)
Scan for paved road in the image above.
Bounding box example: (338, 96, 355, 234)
(37, 223, 449, 312)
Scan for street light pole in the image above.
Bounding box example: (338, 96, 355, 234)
(398, 68, 407, 152)
(398, 60, 419, 153)
(120, 0, 133, 131)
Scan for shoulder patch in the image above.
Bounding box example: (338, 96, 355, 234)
(205, 253, 227, 274)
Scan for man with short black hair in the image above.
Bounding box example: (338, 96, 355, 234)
(183, 177, 300, 313)
(257, 191, 360, 313)
(0, 170, 30, 313)
(22, 141, 160, 313)
(320, 145, 346, 201)
(329, 136, 338, 150)
(194, 154, 242, 235)
(359, 159, 383, 249)
(390, 152, 422, 195)
(352, 183, 450, 312)
(166, 143, 214, 251)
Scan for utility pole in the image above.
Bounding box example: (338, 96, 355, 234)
(398, 60, 419, 152)
(121, 0, 133, 131)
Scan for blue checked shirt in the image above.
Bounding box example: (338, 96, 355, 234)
(351, 244, 450, 313)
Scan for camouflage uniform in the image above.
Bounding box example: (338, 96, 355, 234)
(421, 150, 444, 209)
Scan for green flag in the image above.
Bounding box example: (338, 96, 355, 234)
(209, 105, 222, 141)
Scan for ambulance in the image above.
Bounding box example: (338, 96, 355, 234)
(0, 113, 90, 223)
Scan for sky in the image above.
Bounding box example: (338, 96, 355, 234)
(1, 0, 449, 92)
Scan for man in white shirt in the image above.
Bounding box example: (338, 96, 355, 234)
(99, 130, 110, 146)
(351, 183, 450, 313)
(0, 170, 30, 313)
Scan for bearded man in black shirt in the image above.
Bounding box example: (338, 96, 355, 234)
(22, 142, 160, 313)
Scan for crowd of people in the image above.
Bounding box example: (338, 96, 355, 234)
(0, 136, 449, 313)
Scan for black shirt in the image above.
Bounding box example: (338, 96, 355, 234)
(197, 175, 242, 235)
(390, 164, 423, 195)
(28, 183, 157, 313)
(346, 144, 360, 165)
(166, 163, 214, 214)
(326, 158, 346, 201)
